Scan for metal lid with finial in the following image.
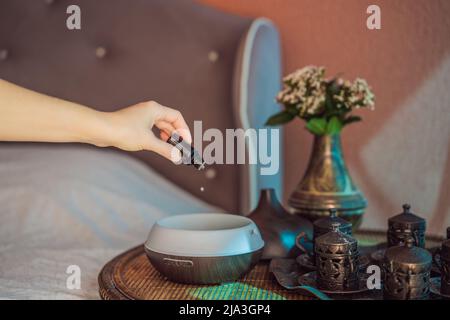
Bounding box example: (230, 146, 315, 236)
(330, 221, 340, 231)
(384, 237, 432, 269)
(441, 239, 450, 261)
(315, 221, 357, 255)
(313, 208, 352, 238)
(388, 204, 426, 229)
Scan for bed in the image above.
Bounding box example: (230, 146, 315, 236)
(0, 143, 221, 299)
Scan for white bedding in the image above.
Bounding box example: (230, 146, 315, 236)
(0, 143, 220, 299)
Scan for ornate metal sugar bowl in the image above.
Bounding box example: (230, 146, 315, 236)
(438, 239, 450, 295)
(314, 209, 352, 239)
(295, 209, 354, 271)
(383, 238, 432, 300)
(315, 222, 359, 291)
(312, 208, 352, 253)
(387, 204, 426, 248)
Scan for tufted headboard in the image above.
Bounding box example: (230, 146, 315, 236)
(0, 0, 282, 214)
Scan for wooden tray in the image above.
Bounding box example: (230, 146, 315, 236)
(98, 245, 311, 300)
(98, 230, 444, 300)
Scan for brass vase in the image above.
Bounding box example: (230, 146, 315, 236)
(288, 134, 367, 228)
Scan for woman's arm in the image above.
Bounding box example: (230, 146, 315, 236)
(0, 79, 191, 160)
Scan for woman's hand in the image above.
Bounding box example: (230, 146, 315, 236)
(103, 101, 192, 160)
(0, 79, 190, 161)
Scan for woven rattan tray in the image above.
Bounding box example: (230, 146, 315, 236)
(98, 230, 444, 300)
(98, 245, 311, 300)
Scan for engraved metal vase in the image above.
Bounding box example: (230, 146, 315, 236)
(383, 238, 432, 300)
(288, 134, 367, 228)
(315, 222, 360, 291)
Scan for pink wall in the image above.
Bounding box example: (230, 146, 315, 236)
(200, 0, 450, 233)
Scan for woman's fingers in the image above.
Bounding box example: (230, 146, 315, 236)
(150, 102, 192, 143)
(145, 133, 181, 162)
(105, 101, 191, 158)
(154, 120, 175, 141)
(159, 130, 170, 142)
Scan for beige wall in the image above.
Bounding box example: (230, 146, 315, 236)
(200, 0, 450, 234)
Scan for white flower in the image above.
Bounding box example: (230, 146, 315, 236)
(276, 66, 375, 120)
(277, 66, 326, 117)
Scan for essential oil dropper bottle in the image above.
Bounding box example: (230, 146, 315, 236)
(166, 132, 205, 170)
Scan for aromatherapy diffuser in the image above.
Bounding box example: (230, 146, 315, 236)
(144, 213, 264, 284)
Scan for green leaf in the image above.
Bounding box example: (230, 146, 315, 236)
(285, 105, 299, 116)
(343, 115, 362, 126)
(306, 118, 327, 135)
(325, 92, 334, 112)
(265, 110, 295, 126)
(324, 86, 334, 112)
(326, 116, 343, 135)
(328, 78, 341, 95)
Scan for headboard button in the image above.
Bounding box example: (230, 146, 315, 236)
(205, 168, 217, 180)
(0, 49, 9, 61)
(95, 46, 107, 59)
(208, 50, 219, 63)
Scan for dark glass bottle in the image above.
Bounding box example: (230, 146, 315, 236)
(248, 188, 313, 259)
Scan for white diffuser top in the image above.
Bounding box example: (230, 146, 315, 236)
(145, 213, 264, 257)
